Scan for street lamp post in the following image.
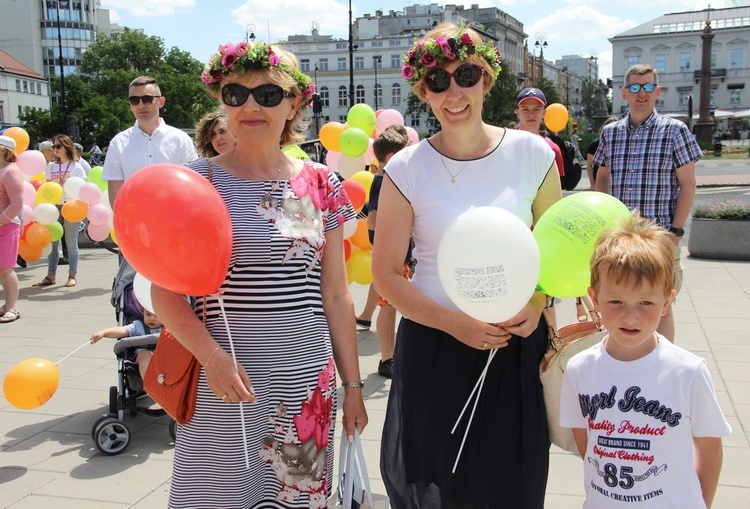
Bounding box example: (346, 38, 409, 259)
(589, 49, 598, 82)
(534, 33, 548, 85)
(373, 53, 382, 111)
(313, 63, 320, 138)
(246, 23, 256, 43)
(55, 0, 70, 136)
(348, 0, 354, 108)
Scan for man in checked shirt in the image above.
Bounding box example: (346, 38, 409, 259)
(594, 63, 702, 342)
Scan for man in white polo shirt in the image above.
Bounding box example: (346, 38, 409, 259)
(103, 76, 197, 208)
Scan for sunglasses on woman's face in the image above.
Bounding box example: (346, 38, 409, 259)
(424, 64, 484, 94)
(53, 144, 62, 149)
(128, 95, 161, 106)
(221, 83, 293, 108)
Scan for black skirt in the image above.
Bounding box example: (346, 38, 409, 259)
(381, 317, 550, 509)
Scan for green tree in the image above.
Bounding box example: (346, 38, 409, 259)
(482, 65, 519, 127)
(535, 77, 561, 106)
(20, 28, 217, 149)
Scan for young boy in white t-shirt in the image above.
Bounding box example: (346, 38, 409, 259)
(560, 213, 731, 508)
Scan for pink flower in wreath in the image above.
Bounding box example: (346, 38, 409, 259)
(236, 42, 249, 57)
(293, 387, 333, 450)
(222, 49, 237, 69)
(420, 52, 436, 67)
(268, 49, 281, 66)
(460, 33, 473, 46)
(401, 65, 415, 80)
(436, 37, 455, 60)
(302, 82, 316, 98)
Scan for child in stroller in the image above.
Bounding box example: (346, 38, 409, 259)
(89, 260, 172, 455)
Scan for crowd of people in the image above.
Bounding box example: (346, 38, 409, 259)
(1, 22, 731, 509)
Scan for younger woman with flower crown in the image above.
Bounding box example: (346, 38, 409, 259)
(152, 42, 367, 508)
(373, 22, 562, 508)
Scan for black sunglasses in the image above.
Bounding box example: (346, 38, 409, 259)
(221, 83, 293, 108)
(128, 95, 161, 106)
(625, 83, 658, 94)
(424, 64, 484, 93)
(53, 144, 62, 149)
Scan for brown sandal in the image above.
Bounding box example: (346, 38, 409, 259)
(32, 276, 55, 287)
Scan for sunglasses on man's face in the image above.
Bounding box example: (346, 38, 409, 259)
(221, 83, 293, 108)
(625, 82, 658, 94)
(424, 64, 484, 94)
(128, 95, 161, 106)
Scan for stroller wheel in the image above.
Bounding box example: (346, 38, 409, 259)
(92, 416, 131, 455)
(109, 386, 119, 416)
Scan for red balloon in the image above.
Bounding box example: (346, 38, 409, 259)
(29, 180, 43, 190)
(343, 239, 352, 261)
(341, 180, 366, 212)
(113, 164, 232, 296)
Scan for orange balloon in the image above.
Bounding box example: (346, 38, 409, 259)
(350, 220, 372, 251)
(544, 103, 569, 133)
(25, 223, 51, 249)
(4, 126, 30, 154)
(319, 122, 346, 152)
(3, 358, 59, 409)
(61, 199, 88, 222)
(18, 239, 42, 262)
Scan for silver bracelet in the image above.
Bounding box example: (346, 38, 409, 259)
(341, 381, 364, 389)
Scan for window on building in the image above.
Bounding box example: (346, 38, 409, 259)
(731, 48, 744, 69)
(338, 57, 347, 70)
(654, 54, 667, 74)
(339, 115, 347, 123)
(320, 86, 330, 107)
(731, 88, 742, 104)
(373, 56, 382, 68)
(678, 89, 692, 106)
(23, 81, 28, 93)
(371, 40, 383, 47)
(15, 79, 21, 92)
(355, 56, 364, 69)
(711, 49, 718, 68)
(336, 43, 347, 49)
(391, 54, 400, 67)
(410, 113, 420, 127)
(710, 88, 716, 108)
(392, 83, 401, 106)
(656, 89, 666, 107)
(626, 55, 638, 68)
(36, 83, 42, 95)
(318, 58, 328, 71)
(355, 84, 365, 103)
(339, 85, 348, 107)
(389, 39, 401, 46)
(300, 59, 310, 72)
(679, 52, 691, 71)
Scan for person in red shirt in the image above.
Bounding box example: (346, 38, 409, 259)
(515, 87, 565, 177)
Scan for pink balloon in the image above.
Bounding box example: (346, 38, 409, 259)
(21, 204, 34, 225)
(325, 150, 341, 172)
(376, 109, 405, 135)
(22, 181, 36, 207)
(78, 182, 102, 205)
(87, 203, 111, 225)
(87, 221, 111, 242)
(16, 150, 47, 176)
(405, 126, 420, 145)
(364, 139, 375, 164)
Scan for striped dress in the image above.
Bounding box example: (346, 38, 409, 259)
(169, 159, 355, 509)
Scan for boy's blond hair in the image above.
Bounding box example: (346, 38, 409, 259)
(590, 212, 675, 297)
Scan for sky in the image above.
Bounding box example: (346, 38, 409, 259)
(99, 0, 728, 81)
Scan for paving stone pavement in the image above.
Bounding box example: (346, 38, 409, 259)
(1, 236, 749, 507)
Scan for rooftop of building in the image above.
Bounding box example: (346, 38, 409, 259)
(0, 49, 45, 80)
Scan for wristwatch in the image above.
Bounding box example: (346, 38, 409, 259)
(669, 226, 685, 237)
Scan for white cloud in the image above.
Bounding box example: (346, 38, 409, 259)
(100, 0, 195, 17)
(231, 0, 351, 42)
(527, 6, 637, 45)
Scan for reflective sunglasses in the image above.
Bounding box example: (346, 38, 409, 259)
(221, 83, 293, 108)
(424, 64, 484, 93)
(128, 95, 161, 106)
(626, 82, 658, 94)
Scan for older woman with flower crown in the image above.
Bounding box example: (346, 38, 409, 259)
(151, 41, 368, 509)
(373, 22, 562, 508)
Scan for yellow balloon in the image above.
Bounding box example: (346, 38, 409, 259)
(31, 172, 47, 183)
(348, 249, 373, 285)
(544, 103, 569, 133)
(35, 181, 63, 205)
(3, 358, 59, 409)
(351, 170, 375, 202)
(110, 228, 118, 245)
(4, 126, 30, 154)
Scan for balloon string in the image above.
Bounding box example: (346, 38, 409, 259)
(55, 340, 93, 365)
(451, 349, 496, 473)
(217, 293, 250, 470)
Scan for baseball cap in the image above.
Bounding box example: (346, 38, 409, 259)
(0, 135, 16, 150)
(517, 87, 547, 107)
(39, 140, 53, 151)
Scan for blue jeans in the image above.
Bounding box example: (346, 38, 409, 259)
(48, 220, 80, 276)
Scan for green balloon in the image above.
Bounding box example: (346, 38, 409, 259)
(533, 192, 631, 298)
(339, 127, 370, 158)
(88, 166, 108, 192)
(346, 104, 376, 136)
(46, 221, 64, 243)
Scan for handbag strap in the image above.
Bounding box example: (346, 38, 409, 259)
(543, 295, 603, 352)
(338, 430, 375, 509)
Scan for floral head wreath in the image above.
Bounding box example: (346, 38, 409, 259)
(202, 42, 316, 107)
(401, 23, 502, 84)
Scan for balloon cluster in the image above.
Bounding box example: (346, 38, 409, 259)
(5, 127, 113, 263)
(320, 105, 418, 286)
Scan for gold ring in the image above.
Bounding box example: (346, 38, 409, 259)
(482, 342, 488, 350)
(221, 394, 229, 400)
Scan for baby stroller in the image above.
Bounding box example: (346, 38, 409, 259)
(90, 259, 175, 455)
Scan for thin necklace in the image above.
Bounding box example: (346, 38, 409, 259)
(438, 133, 486, 184)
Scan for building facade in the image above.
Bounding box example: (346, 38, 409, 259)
(0, 50, 50, 127)
(610, 5, 750, 117)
